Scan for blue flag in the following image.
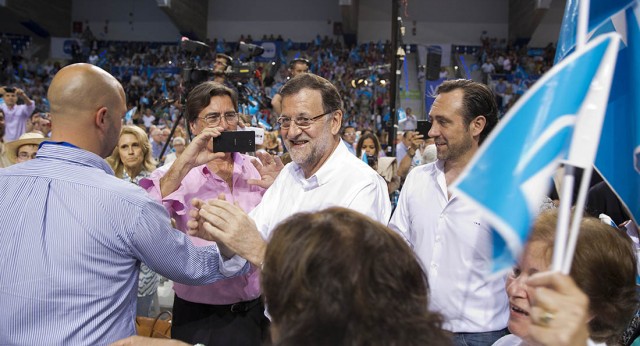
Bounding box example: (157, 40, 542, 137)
(555, 0, 635, 62)
(452, 34, 620, 271)
(557, 1, 640, 222)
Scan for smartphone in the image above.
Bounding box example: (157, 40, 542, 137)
(212, 131, 256, 153)
(240, 126, 265, 145)
(416, 120, 432, 138)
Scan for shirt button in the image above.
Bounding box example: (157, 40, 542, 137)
(435, 235, 441, 242)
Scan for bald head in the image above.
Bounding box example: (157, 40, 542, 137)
(48, 63, 127, 157)
(48, 63, 124, 118)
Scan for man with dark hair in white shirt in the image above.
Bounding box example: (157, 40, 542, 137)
(187, 73, 391, 273)
(389, 79, 506, 346)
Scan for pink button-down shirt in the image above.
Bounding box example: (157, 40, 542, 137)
(140, 153, 265, 305)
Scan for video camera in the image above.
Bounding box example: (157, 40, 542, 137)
(180, 39, 265, 85)
(224, 42, 264, 82)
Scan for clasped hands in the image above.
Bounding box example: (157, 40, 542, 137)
(187, 194, 266, 268)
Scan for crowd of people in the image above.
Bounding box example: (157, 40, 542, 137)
(0, 29, 638, 346)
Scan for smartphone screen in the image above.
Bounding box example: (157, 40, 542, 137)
(212, 131, 256, 152)
(416, 120, 432, 138)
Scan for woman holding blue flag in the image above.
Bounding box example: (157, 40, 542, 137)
(493, 210, 638, 346)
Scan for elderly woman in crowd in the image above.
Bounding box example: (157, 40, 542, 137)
(107, 125, 160, 317)
(493, 210, 638, 346)
(163, 136, 186, 166)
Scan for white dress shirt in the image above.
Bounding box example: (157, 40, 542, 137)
(220, 141, 392, 274)
(252, 140, 391, 238)
(388, 160, 509, 333)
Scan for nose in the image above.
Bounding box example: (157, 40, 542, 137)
(428, 122, 439, 138)
(506, 275, 528, 299)
(286, 123, 304, 138)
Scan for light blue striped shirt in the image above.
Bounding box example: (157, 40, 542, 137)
(0, 143, 246, 345)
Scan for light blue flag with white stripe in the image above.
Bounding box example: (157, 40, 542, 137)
(452, 34, 620, 272)
(557, 1, 640, 222)
(555, 0, 635, 62)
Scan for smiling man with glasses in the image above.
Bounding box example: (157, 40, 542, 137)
(186, 73, 392, 285)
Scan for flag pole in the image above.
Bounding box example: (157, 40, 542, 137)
(551, 165, 576, 271)
(551, 0, 591, 272)
(562, 166, 594, 273)
(577, 0, 590, 49)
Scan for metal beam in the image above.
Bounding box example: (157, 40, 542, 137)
(158, 0, 207, 40)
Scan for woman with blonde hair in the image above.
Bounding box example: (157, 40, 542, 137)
(107, 125, 156, 182)
(107, 125, 160, 317)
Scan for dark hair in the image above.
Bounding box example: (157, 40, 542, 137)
(341, 125, 355, 135)
(263, 207, 451, 346)
(435, 79, 498, 144)
(279, 73, 343, 116)
(215, 53, 232, 65)
(3, 87, 15, 93)
(531, 211, 638, 344)
(185, 81, 238, 125)
(355, 132, 381, 158)
(289, 58, 310, 69)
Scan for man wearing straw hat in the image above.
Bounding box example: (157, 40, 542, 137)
(5, 132, 45, 164)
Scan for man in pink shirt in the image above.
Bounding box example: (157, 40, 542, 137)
(1, 87, 36, 141)
(140, 82, 270, 345)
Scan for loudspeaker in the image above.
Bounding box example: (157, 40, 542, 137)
(426, 46, 442, 81)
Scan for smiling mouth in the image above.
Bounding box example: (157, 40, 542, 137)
(511, 305, 529, 316)
(289, 140, 309, 146)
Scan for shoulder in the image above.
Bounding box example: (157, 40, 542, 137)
(404, 162, 436, 186)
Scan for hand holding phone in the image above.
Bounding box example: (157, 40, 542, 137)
(416, 120, 432, 138)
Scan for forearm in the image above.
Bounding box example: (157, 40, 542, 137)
(397, 150, 415, 178)
(159, 159, 193, 197)
(244, 239, 267, 268)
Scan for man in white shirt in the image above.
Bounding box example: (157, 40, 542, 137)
(188, 73, 391, 271)
(1, 87, 35, 141)
(388, 79, 507, 346)
(402, 107, 417, 131)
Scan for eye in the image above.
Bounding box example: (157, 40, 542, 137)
(511, 266, 521, 278)
(205, 114, 221, 122)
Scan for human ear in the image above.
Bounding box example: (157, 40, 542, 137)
(470, 115, 486, 138)
(330, 110, 343, 135)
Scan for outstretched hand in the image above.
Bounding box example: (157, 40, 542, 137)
(248, 151, 284, 189)
(187, 196, 266, 267)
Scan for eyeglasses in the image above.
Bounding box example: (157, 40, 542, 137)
(198, 112, 239, 127)
(277, 110, 335, 129)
